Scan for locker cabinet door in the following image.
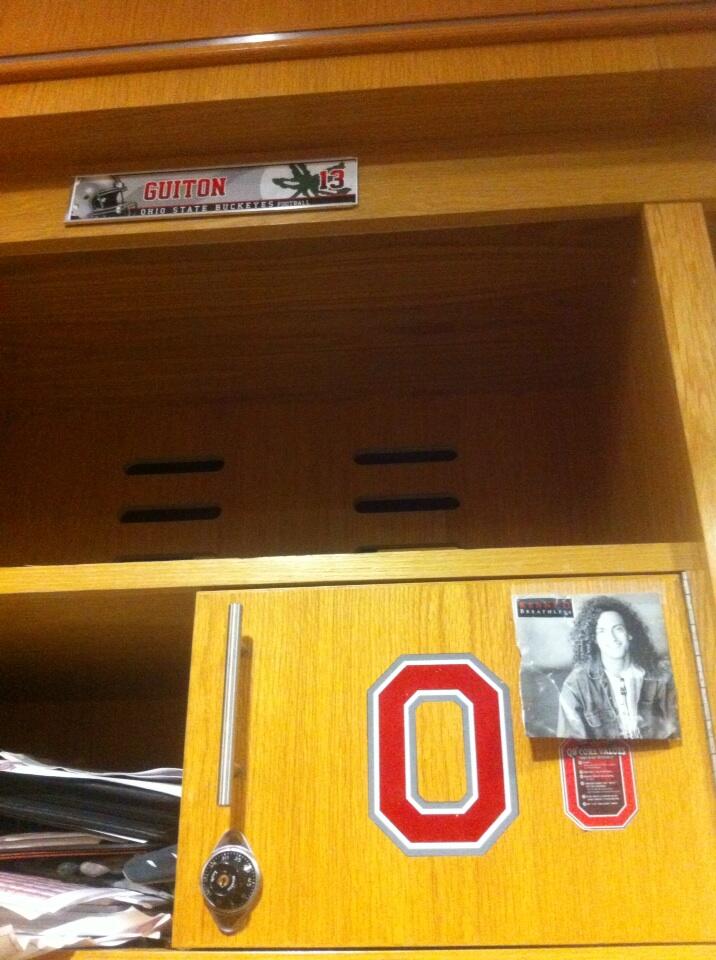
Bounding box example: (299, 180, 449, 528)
(174, 575, 715, 949)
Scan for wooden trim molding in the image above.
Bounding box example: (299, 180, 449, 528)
(644, 203, 716, 608)
(0, 0, 704, 56)
(3, 141, 715, 258)
(0, 542, 702, 595)
(1, 3, 714, 85)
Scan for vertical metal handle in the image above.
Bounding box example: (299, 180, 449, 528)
(218, 602, 242, 807)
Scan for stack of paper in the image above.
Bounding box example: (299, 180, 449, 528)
(0, 871, 171, 957)
(0, 753, 181, 959)
(0, 753, 180, 844)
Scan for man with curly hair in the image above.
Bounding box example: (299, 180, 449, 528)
(556, 595, 678, 739)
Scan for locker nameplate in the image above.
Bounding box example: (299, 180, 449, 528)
(66, 159, 358, 224)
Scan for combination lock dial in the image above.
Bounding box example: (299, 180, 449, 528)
(200, 832, 261, 933)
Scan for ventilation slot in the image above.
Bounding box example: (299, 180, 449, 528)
(120, 506, 222, 524)
(125, 458, 224, 476)
(354, 448, 457, 465)
(354, 495, 460, 514)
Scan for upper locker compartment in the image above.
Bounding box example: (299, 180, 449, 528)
(0, 215, 701, 566)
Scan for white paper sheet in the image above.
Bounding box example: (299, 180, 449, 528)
(0, 834, 108, 853)
(0, 872, 167, 921)
(1, 907, 169, 959)
(0, 753, 181, 798)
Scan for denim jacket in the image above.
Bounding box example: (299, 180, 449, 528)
(557, 661, 677, 739)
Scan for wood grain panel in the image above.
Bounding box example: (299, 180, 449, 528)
(2, 137, 714, 257)
(58, 948, 716, 960)
(0, 219, 638, 403)
(0, 1, 702, 57)
(0, 219, 639, 318)
(3, 5, 714, 85)
(175, 575, 715, 947)
(1, 31, 714, 190)
(3, 29, 713, 124)
(0, 542, 699, 594)
(0, 215, 700, 566)
(644, 203, 716, 605)
(683, 564, 716, 715)
(0, 389, 696, 567)
(578, 217, 702, 545)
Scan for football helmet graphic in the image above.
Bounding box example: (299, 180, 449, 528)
(71, 177, 136, 218)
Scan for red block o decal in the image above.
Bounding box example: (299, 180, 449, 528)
(368, 654, 518, 855)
